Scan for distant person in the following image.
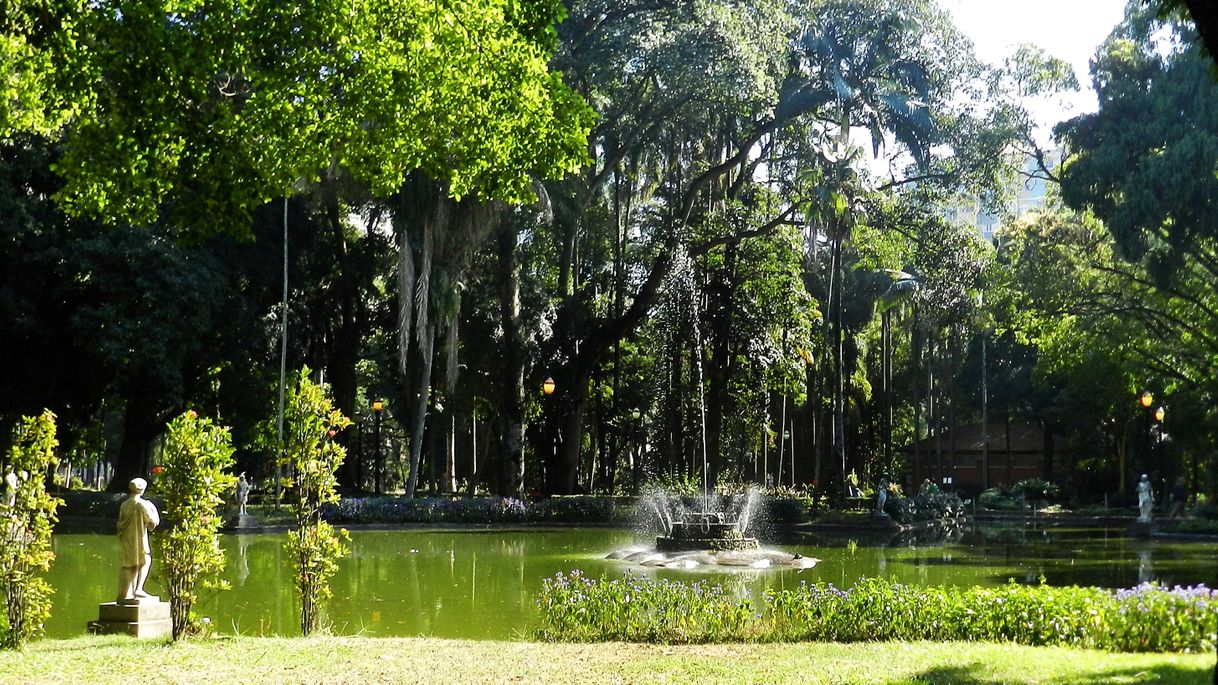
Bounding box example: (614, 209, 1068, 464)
(920, 478, 940, 496)
(1168, 477, 1188, 519)
(875, 473, 890, 517)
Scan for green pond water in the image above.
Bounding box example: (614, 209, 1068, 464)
(44, 524, 1218, 640)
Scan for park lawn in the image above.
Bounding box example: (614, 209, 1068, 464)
(3, 636, 1214, 684)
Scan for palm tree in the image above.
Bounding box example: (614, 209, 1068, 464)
(395, 174, 500, 497)
(878, 270, 920, 473)
(791, 3, 938, 493)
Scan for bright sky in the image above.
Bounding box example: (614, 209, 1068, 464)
(942, 0, 1129, 137)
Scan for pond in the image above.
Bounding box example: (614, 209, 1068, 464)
(43, 523, 1218, 639)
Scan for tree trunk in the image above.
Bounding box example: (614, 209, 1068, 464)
(322, 186, 361, 489)
(911, 304, 922, 488)
(405, 322, 435, 498)
(543, 367, 591, 495)
(494, 220, 527, 496)
(948, 327, 958, 488)
(705, 243, 737, 487)
(832, 238, 846, 492)
(442, 413, 456, 493)
(108, 383, 162, 492)
(882, 309, 892, 473)
(930, 332, 940, 484)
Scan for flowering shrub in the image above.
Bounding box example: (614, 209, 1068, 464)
(534, 574, 1218, 653)
(0, 411, 62, 649)
(283, 368, 352, 636)
(1109, 583, 1218, 652)
(154, 410, 236, 640)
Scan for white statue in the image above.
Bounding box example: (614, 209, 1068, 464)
(2, 471, 16, 509)
(117, 477, 160, 603)
(1136, 474, 1154, 523)
(234, 473, 251, 515)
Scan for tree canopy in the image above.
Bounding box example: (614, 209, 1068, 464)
(3, 0, 593, 232)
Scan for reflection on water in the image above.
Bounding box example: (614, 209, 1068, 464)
(43, 523, 1218, 639)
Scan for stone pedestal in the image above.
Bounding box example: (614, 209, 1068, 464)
(88, 596, 171, 638)
(224, 512, 257, 531)
(1126, 520, 1156, 538)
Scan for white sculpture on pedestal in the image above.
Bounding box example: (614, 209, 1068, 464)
(1136, 474, 1154, 523)
(234, 473, 251, 515)
(117, 477, 160, 603)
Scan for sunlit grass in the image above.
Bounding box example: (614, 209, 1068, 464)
(3, 636, 1213, 684)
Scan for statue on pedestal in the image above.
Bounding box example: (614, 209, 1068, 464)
(1136, 474, 1154, 523)
(117, 477, 160, 603)
(234, 473, 251, 516)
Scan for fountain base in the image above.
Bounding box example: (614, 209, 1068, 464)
(607, 546, 817, 569)
(654, 512, 759, 552)
(655, 533, 759, 552)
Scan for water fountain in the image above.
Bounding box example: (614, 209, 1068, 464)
(607, 487, 816, 568)
(606, 250, 817, 570)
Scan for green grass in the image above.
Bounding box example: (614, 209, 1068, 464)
(3, 636, 1214, 684)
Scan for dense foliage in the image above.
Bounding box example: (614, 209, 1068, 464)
(882, 491, 967, 523)
(282, 369, 352, 636)
(1, 0, 593, 233)
(0, 411, 62, 649)
(1, 0, 1217, 512)
(978, 479, 1062, 511)
(322, 495, 630, 525)
(154, 410, 237, 640)
(535, 572, 1218, 653)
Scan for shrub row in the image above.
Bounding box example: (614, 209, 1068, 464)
(534, 572, 1217, 653)
(883, 491, 967, 523)
(979, 479, 1062, 510)
(321, 495, 633, 525)
(322, 494, 829, 526)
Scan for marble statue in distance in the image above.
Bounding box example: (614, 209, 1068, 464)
(1136, 474, 1154, 523)
(234, 472, 251, 515)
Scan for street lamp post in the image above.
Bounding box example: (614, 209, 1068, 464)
(1153, 405, 1166, 491)
(372, 399, 384, 494)
(781, 429, 791, 487)
(543, 378, 556, 493)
